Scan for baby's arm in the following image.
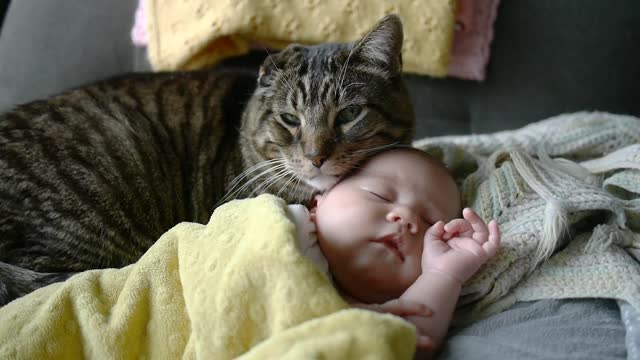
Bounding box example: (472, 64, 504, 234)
(403, 208, 500, 355)
(401, 270, 462, 352)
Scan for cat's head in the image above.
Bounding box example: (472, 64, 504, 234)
(242, 14, 415, 195)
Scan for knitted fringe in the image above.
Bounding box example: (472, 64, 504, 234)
(536, 199, 569, 267)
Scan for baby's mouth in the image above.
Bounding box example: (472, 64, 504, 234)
(373, 234, 405, 262)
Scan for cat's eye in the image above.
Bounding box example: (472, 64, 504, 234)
(336, 105, 362, 125)
(280, 113, 301, 127)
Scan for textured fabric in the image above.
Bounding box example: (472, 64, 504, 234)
(287, 204, 330, 278)
(134, 0, 497, 81)
(144, 0, 456, 76)
(414, 112, 640, 322)
(448, 0, 500, 81)
(0, 195, 416, 359)
(439, 299, 627, 360)
(131, 0, 147, 46)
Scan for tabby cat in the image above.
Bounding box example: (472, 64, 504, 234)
(0, 15, 415, 305)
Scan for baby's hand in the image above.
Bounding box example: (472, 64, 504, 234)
(352, 299, 435, 349)
(422, 208, 500, 283)
(355, 298, 432, 318)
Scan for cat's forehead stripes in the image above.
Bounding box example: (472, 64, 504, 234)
(288, 58, 339, 109)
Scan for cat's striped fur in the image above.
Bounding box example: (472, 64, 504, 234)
(0, 15, 415, 305)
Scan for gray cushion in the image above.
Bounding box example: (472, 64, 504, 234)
(439, 299, 626, 360)
(409, 0, 640, 138)
(0, 0, 139, 112)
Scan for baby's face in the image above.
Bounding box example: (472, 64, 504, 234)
(313, 149, 461, 303)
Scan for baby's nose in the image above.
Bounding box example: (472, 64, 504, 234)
(386, 210, 419, 234)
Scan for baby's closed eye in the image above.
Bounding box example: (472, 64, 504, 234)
(368, 191, 390, 201)
(361, 185, 393, 202)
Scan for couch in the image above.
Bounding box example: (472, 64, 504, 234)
(1, 1, 638, 358)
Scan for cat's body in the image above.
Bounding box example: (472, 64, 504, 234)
(0, 15, 415, 305)
(1, 70, 259, 272)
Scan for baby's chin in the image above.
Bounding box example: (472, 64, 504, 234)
(342, 281, 399, 304)
(304, 174, 339, 191)
(334, 268, 407, 304)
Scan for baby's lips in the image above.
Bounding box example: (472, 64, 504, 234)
(373, 234, 405, 261)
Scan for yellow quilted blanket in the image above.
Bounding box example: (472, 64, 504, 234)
(146, 0, 457, 76)
(0, 195, 416, 359)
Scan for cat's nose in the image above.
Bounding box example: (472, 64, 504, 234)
(307, 155, 326, 168)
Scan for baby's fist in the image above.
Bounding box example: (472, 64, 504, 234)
(422, 208, 500, 283)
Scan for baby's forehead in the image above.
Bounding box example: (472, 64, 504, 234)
(348, 157, 435, 186)
(329, 149, 449, 190)
(362, 149, 440, 173)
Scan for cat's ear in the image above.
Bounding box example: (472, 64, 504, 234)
(353, 14, 404, 72)
(258, 45, 306, 87)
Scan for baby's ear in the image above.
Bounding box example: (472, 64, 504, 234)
(310, 194, 324, 211)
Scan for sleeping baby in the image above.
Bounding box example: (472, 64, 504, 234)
(287, 147, 501, 354)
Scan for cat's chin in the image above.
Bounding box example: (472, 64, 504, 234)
(305, 175, 339, 191)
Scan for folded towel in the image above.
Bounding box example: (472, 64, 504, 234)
(145, 0, 457, 76)
(0, 195, 415, 359)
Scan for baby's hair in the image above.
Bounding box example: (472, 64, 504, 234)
(334, 145, 455, 187)
(367, 146, 451, 175)
(335, 144, 412, 184)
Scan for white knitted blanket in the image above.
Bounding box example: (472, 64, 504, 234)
(414, 112, 640, 322)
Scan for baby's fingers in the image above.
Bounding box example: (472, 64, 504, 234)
(463, 208, 489, 235)
(482, 220, 501, 256)
(443, 218, 472, 235)
(425, 221, 446, 242)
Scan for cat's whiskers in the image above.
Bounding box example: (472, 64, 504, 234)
(249, 166, 292, 197)
(293, 176, 312, 205)
(335, 42, 356, 99)
(233, 161, 287, 193)
(340, 82, 365, 94)
(227, 159, 283, 191)
(265, 48, 281, 72)
(219, 161, 287, 205)
(281, 75, 298, 99)
(227, 159, 285, 192)
(276, 171, 300, 199)
(352, 141, 403, 155)
(335, 28, 371, 98)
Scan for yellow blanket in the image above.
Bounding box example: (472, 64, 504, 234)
(146, 0, 457, 76)
(0, 195, 415, 359)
